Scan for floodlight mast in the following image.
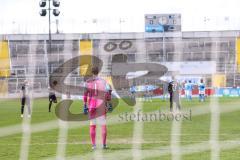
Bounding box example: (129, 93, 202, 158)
(39, 0, 60, 86)
(39, 0, 60, 54)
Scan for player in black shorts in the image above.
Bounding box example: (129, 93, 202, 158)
(21, 80, 31, 118)
(48, 87, 57, 112)
(168, 78, 181, 112)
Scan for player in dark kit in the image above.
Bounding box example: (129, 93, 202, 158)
(21, 80, 31, 118)
(48, 87, 57, 112)
(168, 79, 181, 112)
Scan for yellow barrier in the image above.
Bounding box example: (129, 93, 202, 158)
(0, 41, 10, 77)
(79, 40, 92, 76)
(212, 74, 226, 87)
(236, 38, 240, 72)
(0, 79, 8, 96)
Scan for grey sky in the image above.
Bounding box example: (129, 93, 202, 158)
(0, 0, 240, 34)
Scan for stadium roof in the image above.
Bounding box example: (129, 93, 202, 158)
(1, 31, 240, 40)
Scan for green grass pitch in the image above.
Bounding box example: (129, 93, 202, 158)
(0, 97, 240, 160)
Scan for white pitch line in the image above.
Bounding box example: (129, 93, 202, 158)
(171, 111, 182, 160)
(47, 138, 240, 160)
(56, 120, 69, 160)
(132, 98, 143, 160)
(209, 97, 220, 160)
(19, 117, 31, 160)
(1, 101, 240, 138)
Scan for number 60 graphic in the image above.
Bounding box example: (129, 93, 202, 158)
(50, 54, 168, 121)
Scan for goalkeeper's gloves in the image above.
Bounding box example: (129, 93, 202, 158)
(106, 103, 113, 113)
(83, 104, 88, 115)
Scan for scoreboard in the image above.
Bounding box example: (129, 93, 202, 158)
(145, 14, 181, 32)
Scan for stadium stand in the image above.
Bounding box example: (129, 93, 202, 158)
(1, 31, 240, 97)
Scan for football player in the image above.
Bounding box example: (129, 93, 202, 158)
(83, 66, 112, 150)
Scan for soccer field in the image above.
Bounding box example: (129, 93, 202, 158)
(0, 97, 240, 160)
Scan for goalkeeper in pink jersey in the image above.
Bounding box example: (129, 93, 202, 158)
(83, 66, 112, 150)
